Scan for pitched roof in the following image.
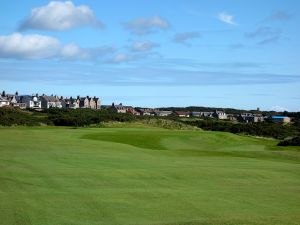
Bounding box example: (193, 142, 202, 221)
(41, 96, 60, 102)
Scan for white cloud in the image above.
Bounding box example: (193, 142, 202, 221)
(19, 1, 103, 31)
(0, 33, 61, 59)
(0, 33, 114, 60)
(61, 44, 115, 60)
(218, 12, 237, 25)
(173, 32, 201, 44)
(61, 44, 90, 60)
(131, 41, 159, 52)
(124, 16, 169, 35)
(270, 106, 289, 112)
(108, 53, 135, 64)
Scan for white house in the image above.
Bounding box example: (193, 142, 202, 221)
(0, 96, 9, 107)
(212, 110, 227, 120)
(18, 95, 42, 109)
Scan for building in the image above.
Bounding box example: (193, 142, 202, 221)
(137, 108, 155, 116)
(272, 116, 291, 123)
(0, 96, 9, 107)
(18, 95, 42, 109)
(61, 97, 79, 109)
(212, 110, 227, 120)
(238, 113, 264, 123)
(190, 111, 201, 117)
(78, 96, 90, 108)
(174, 111, 190, 117)
(155, 111, 173, 117)
(92, 97, 101, 109)
(40, 95, 62, 108)
(200, 112, 214, 118)
(227, 114, 238, 121)
(126, 107, 141, 116)
(111, 103, 127, 113)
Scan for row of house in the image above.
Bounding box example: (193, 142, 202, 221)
(0, 91, 101, 110)
(1, 91, 291, 123)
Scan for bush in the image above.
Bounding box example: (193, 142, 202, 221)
(182, 118, 300, 139)
(0, 108, 42, 126)
(278, 136, 300, 146)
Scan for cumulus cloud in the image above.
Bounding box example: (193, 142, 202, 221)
(0, 33, 61, 59)
(218, 12, 237, 25)
(19, 1, 103, 31)
(245, 26, 282, 45)
(0, 33, 114, 60)
(173, 32, 201, 45)
(131, 41, 159, 52)
(124, 16, 169, 35)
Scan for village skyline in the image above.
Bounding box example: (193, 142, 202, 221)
(0, 89, 298, 113)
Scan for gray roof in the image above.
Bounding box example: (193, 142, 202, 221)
(41, 96, 60, 102)
(0, 96, 8, 102)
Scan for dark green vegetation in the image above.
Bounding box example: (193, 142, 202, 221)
(0, 126, 299, 225)
(0, 108, 135, 126)
(1, 108, 299, 140)
(182, 119, 300, 139)
(278, 136, 300, 146)
(0, 108, 42, 126)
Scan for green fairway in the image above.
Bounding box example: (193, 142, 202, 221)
(0, 127, 299, 225)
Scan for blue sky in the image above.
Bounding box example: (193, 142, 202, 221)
(0, 0, 299, 111)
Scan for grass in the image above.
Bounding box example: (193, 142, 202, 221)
(0, 126, 299, 225)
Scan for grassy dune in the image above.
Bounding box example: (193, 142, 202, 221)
(0, 126, 299, 225)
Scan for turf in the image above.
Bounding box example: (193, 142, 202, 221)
(0, 126, 299, 225)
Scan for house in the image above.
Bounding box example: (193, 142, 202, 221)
(0, 96, 9, 107)
(200, 112, 214, 117)
(78, 96, 90, 108)
(190, 112, 201, 117)
(88, 97, 96, 109)
(40, 95, 62, 108)
(111, 103, 127, 113)
(126, 107, 141, 116)
(5, 94, 17, 106)
(76, 96, 100, 109)
(238, 113, 264, 123)
(227, 114, 238, 121)
(212, 110, 227, 120)
(61, 97, 79, 109)
(137, 108, 155, 116)
(174, 111, 190, 117)
(93, 97, 101, 109)
(271, 116, 291, 123)
(18, 95, 42, 109)
(155, 110, 173, 117)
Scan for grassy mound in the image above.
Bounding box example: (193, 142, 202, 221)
(97, 118, 199, 130)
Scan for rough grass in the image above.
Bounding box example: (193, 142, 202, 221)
(0, 126, 299, 225)
(96, 118, 199, 130)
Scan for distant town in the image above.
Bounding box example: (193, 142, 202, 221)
(0, 90, 292, 124)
